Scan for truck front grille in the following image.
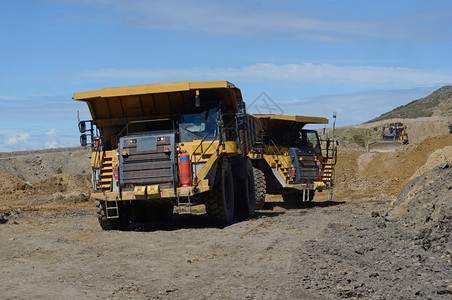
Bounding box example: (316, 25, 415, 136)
(119, 131, 176, 187)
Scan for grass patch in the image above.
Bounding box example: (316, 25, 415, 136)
(329, 127, 381, 148)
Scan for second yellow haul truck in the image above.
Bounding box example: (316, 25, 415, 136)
(248, 114, 337, 208)
(74, 81, 256, 230)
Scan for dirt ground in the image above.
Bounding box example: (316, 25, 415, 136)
(1, 120, 451, 299)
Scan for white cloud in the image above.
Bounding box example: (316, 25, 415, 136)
(86, 0, 452, 41)
(5, 132, 31, 147)
(74, 63, 452, 89)
(45, 129, 60, 149)
(47, 129, 57, 137)
(0, 129, 78, 152)
(0, 95, 22, 101)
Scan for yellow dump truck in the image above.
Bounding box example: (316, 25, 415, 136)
(249, 114, 337, 208)
(74, 81, 256, 230)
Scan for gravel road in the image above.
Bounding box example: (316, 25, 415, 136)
(1, 193, 451, 299)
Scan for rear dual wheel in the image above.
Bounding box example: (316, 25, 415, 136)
(253, 166, 266, 210)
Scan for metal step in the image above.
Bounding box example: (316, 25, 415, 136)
(176, 194, 192, 214)
(105, 201, 119, 219)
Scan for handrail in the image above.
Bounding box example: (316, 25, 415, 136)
(190, 125, 220, 185)
(92, 151, 103, 191)
(189, 111, 236, 186)
(190, 111, 232, 168)
(267, 139, 291, 170)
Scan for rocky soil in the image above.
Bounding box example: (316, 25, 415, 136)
(0, 120, 451, 299)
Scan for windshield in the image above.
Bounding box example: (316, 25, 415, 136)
(301, 130, 321, 155)
(179, 106, 218, 142)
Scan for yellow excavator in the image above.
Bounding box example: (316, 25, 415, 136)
(367, 122, 409, 152)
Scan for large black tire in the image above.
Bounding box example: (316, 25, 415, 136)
(205, 158, 235, 224)
(233, 158, 255, 219)
(253, 166, 266, 209)
(95, 199, 130, 230)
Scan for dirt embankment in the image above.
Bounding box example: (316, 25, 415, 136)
(392, 161, 452, 254)
(334, 134, 452, 201)
(0, 147, 91, 183)
(0, 147, 92, 211)
(329, 116, 450, 150)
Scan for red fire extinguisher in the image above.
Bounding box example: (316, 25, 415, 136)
(179, 152, 191, 187)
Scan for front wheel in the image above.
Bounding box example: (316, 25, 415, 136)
(233, 158, 255, 219)
(205, 159, 235, 224)
(95, 199, 130, 230)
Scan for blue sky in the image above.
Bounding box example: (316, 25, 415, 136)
(1, 0, 452, 152)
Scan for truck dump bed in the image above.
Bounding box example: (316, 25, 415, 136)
(74, 81, 243, 149)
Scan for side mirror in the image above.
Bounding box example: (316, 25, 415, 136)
(80, 134, 87, 147)
(79, 121, 86, 133)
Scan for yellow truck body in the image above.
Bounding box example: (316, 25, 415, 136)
(74, 81, 256, 230)
(249, 114, 337, 207)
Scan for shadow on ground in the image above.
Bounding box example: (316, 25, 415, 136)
(264, 199, 345, 210)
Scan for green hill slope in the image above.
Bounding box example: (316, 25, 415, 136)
(367, 85, 452, 123)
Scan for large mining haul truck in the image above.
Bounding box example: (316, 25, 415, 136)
(248, 114, 338, 208)
(74, 81, 256, 230)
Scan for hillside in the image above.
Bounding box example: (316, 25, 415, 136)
(324, 116, 450, 149)
(368, 85, 452, 123)
(325, 85, 452, 148)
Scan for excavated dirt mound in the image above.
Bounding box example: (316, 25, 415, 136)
(0, 147, 92, 212)
(0, 172, 91, 211)
(391, 162, 452, 255)
(334, 134, 452, 201)
(0, 147, 91, 183)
